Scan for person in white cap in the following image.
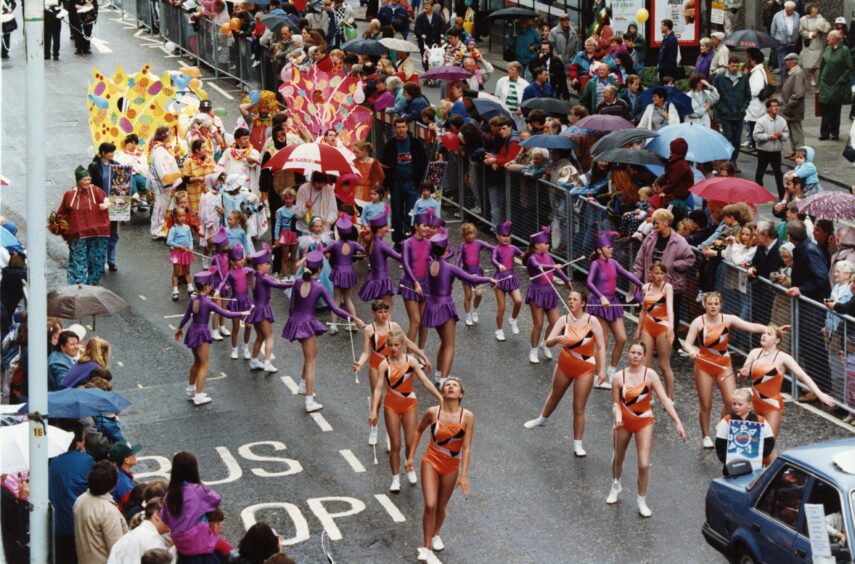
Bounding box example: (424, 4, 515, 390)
(709, 32, 729, 75)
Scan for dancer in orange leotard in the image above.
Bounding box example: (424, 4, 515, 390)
(683, 292, 768, 449)
(608, 341, 686, 517)
(406, 378, 473, 563)
(634, 262, 676, 399)
(370, 329, 441, 494)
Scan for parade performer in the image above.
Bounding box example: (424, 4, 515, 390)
(207, 228, 231, 340)
(682, 292, 769, 449)
(525, 226, 572, 364)
(399, 212, 433, 348)
(147, 126, 183, 240)
(607, 341, 687, 517)
(491, 220, 523, 342)
(166, 207, 195, 301)
(175, 271, 249, 406)
(586, 232, 643, 388)
(214, 243, 255, 360)
(524, 290, 606, 457)
(634, 262, 676, 399)
(358, 214, 402, 309)
(370, 329, 443, 493)
(296, 216, 334, 317)
(406, 378, 474, 563)
(282, 250, 364, 413)
(324, 214, 366, 332)
(247, 246, 294, 373)
(456, 223, 494, 327)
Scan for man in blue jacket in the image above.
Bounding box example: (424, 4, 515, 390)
(658, 18, 679, 82)
(49, 422, 95, 564)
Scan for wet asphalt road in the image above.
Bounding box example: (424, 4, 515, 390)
(2, 9, 854, 563)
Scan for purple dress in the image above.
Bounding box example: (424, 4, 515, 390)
(359, 236, 402, 301)
(208, 253, 231, 298)
(398, 236, 431, 303)
(525, 252, 571, 309)
(324, 239, 366, 289)
(160, 483, 221, 556)
(492, 243, 523, 292)
(217, 267, 255, 312)
(456, 240, 494, 287)
(178, 295, 244, 349)
(282, 279, 354, 341)
(585, 258, 643, 321)
(246, 273, 293, 325)
(421, 258, 492, 327)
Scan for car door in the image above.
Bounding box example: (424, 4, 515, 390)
(792, 477, 848, 563)
(751, 464, 811, 562)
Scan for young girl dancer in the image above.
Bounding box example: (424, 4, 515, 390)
(635, 262, 676, 399)
(358, 214, 402, 309)
(214, 243, 255, 360)
(525, 226, 572, 364)
(399, 213, 433, 348)
(586, 232, 643, 388)
(524, 290, 606, 457)
(370, 329, 443, 493)
(359, 186, 390, 247)
(324, 214, 366, 333)
(247, 245, 293, 372)
(406, 378, 474, 563)
(297, 216, 334, 314)
(175, 272, 250, 406)
(282, 250, 364, 413)
(167, 207, 195, 301)
(456, 223, 494, 327)
(273, 187, 298, 280)
(208, 228, 231, 340)
(608, 341, 687, 517)
(492, 220, 523, 342)
(225, 210, 254, 254)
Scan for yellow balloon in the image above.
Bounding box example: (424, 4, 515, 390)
(636, 8, 649, 24)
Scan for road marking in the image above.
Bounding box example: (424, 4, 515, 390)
(177, 59, 189, 67)
(374, 494, 406, 522)
(85, 325, 93, 331)
(164, 314, 184, 319)
(209, 372, 227, 381)
(116, 361, 124, 368)
(90, 37, 113, 53)
(280, 375, 298, 395)
(310, 413, 333, 432)
(136, 383, 146, 389)
(206, 80, 234, 100)
(139, 294, 147, 301)
(338, 449, 366, 473)
(168, 324, 176, 331)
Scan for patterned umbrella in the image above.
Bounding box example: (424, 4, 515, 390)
(263, 142, 358, 176)
(798, 192, 855, 220)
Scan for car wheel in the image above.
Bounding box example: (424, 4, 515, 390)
(733, 545, 757, 564)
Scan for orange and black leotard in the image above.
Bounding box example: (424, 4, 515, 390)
(557, 315, 597, 379)
(369, 322, 391, 370)
(423, 407, 466, 476)
(751, 352, 784, 415)
(641, 285, 669, 338)
(696, 314, 732, 377)
(383, 359, 417, 415)
(618, 369, 654, 433)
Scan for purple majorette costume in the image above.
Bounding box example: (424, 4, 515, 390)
(178, 272, 245, 348)
(245, 246, 293, 325)
(525, 226, 571, 310)
(456, 237, 494, 287)
(586, 232, 643, 322)
(208, 228, 232, 299)
(421, 233, 492, 328)
(216, 243, 255, 313)
(282, 251, 355, 341)
(492, 221, 523, 293)
(324, 214, 366, 289)
(358, 214, 402, 301)
(398, 211, 432, 303)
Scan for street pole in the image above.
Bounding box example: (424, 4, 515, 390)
(23, 0, 49, 559)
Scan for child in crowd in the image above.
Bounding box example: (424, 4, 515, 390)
(297, 216, 334, 305)
(164, 190, 201, 237)
(167, 207, 195, 301)
(676, 218, 694, 238)
(792, 145, 823, 196)
(274, 187, 298, 280)
(629, 187, 655, 241)
(456, 223, 494, 326)
(714, 388, 775, 476)
(199, 172, 225, 259)
(411, 181, 440, 219)
(717, 161, 736, 177)
(353, 141, 385, 202)
(114, 133, 149, 210)
(361, 186, 390, 224)
(221, 174, 249, 219)
(207, 508, 237, 557)
(225, 210, 254, 254)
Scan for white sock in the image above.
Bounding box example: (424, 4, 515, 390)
(509, 317, 516, 323)
(172, 286, 178, 292)
(473, 307, 478, 313)
(638, 495, 646, 503)
(574, 440, 583, 450)
(534, 415, 548, 425)
(305, 394, 313, 404)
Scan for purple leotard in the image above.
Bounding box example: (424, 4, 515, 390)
(586, 258, 643, 321)
(492, 243, 523, 292)
(525, 252, 570, 310)
(208, 253, 231, 298)
(359, 237, 402, 301)
(421, 258, 492, 327)
(178, 295, 244, 349)
(217, 267, 255, 312)
(398, 236, 430, 302)
(282, 278, 354, 341)
(455, 240, 494, 287)
(324, 239, 366, 289)
(245, 273, 293, 325)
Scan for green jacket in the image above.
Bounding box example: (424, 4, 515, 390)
(711, 71, 750, 121)
(580, 75, 618, 114)
(818, 44, 853, 105)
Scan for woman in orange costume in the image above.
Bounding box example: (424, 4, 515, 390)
(370, 329, 441, 495)
(634, 262, 676, 399)
(407, 377, 473, 563)
(682, 292, 768, 450)
(738, 324, 834, 438)
(608, 341, 686, 517)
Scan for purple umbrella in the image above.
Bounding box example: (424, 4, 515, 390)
(575, 115, 635, 133)
(421, 65, 473, 81)
(797, 192, 855, 220)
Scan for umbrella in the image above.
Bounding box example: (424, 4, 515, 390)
(645, 122, 735, 163)
(591, 128, 659, 156)
(263, 142, 358, 176)
(1, 224, 24, 253)
(488, 7, 537, 18)
(690, 177, 775, 204)
(520, 97, 571, 114)
(597, 148, 663, 166)
(341, 38, 389, 57)
(259, 14, 299, 34)
(379, 37, 419, 53)
(472, 98, 513, 122)
(725, 30, 779, 49)
(47, 284, 129, 320)
(639, 86, 693, 118)
(575, 114, 634, 133)
(645, 164, 705, 184)
(22, 388, 132, 419)
(520, 135, 575, 150)
(421, 65, 473, 81)
(0, 422, 74, 473)
(797, 192, 855, 220)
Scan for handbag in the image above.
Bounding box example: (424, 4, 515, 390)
(843, 142, 855, 163)
(1, 16, 16, 33)
(503, 46, 515, 62)
(342, 21, 357, 41)
(815, 91, 822, 117)
(758, 83, 775, 101)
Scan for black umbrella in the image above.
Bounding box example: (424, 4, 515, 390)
(260, 14, 299, 35)
(724, 30, 779, 49)
(341, 38, 389, 57)
(591, 128, 659, 156)
(597, 148, 664, 166)
(472, 98, 513, 122)
(488, 7, 538, 19)
(519, 97, 571, 114)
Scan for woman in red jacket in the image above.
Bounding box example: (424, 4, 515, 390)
(660, 138, 694, 206)
(483, 117, 520, 227)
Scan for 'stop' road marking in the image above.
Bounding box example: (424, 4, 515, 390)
(310, 413, 333, 432)
(374, 494, 406, 523)
(280, 375, 298, 395)
(338, 449, 366, 473)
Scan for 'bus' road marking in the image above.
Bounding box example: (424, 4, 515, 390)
(206, 80, 234, 100)
(338, 449, 365, 473)
(280, 375, 298, 395)
(374, 494, 406, 522)
(311, 413, 332, 432)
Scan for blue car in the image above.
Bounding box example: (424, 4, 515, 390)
(703, 438, 855, 564)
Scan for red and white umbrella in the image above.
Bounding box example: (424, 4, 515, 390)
(798, 191, 855, 220)
(263, 143, 358, 177)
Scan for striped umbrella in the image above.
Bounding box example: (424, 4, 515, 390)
(798, 192, 855, 220)
(263, 143, 358, 177)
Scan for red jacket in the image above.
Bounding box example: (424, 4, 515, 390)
(494, 138, 521, 167)
(55, 186, 111, 241)
(661, 157, 693, 201)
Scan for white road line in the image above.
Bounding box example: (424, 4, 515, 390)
(279, 375, 298, 395)
(310, 413, 333, 432)
(138, 295, 147, 301)
(90, 37, 113, 53)
(163, 314, 184, 319)
(85, 325, 93, 331)
(209, 372, 227, 381)
(116, 361, 124, 368)
(177, 59, 189, 67)
(168, 324, 176, 331)
(374, 494, 406, 522)
(338, 449, 366, 473)
(136, 383, 146, 389)
(206, 80, 235, 100)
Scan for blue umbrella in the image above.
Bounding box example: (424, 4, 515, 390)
(23, 388, 131, 418)
(1, 224, 23, 252)
(645, 123, 735, 163)
(644, 164, 706, 183)
(520, 134, 576, 149)
(639, 86, 693, 118)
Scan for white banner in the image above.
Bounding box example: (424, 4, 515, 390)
(652, 0, 699, 45)
(608, 0, 645, 35)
